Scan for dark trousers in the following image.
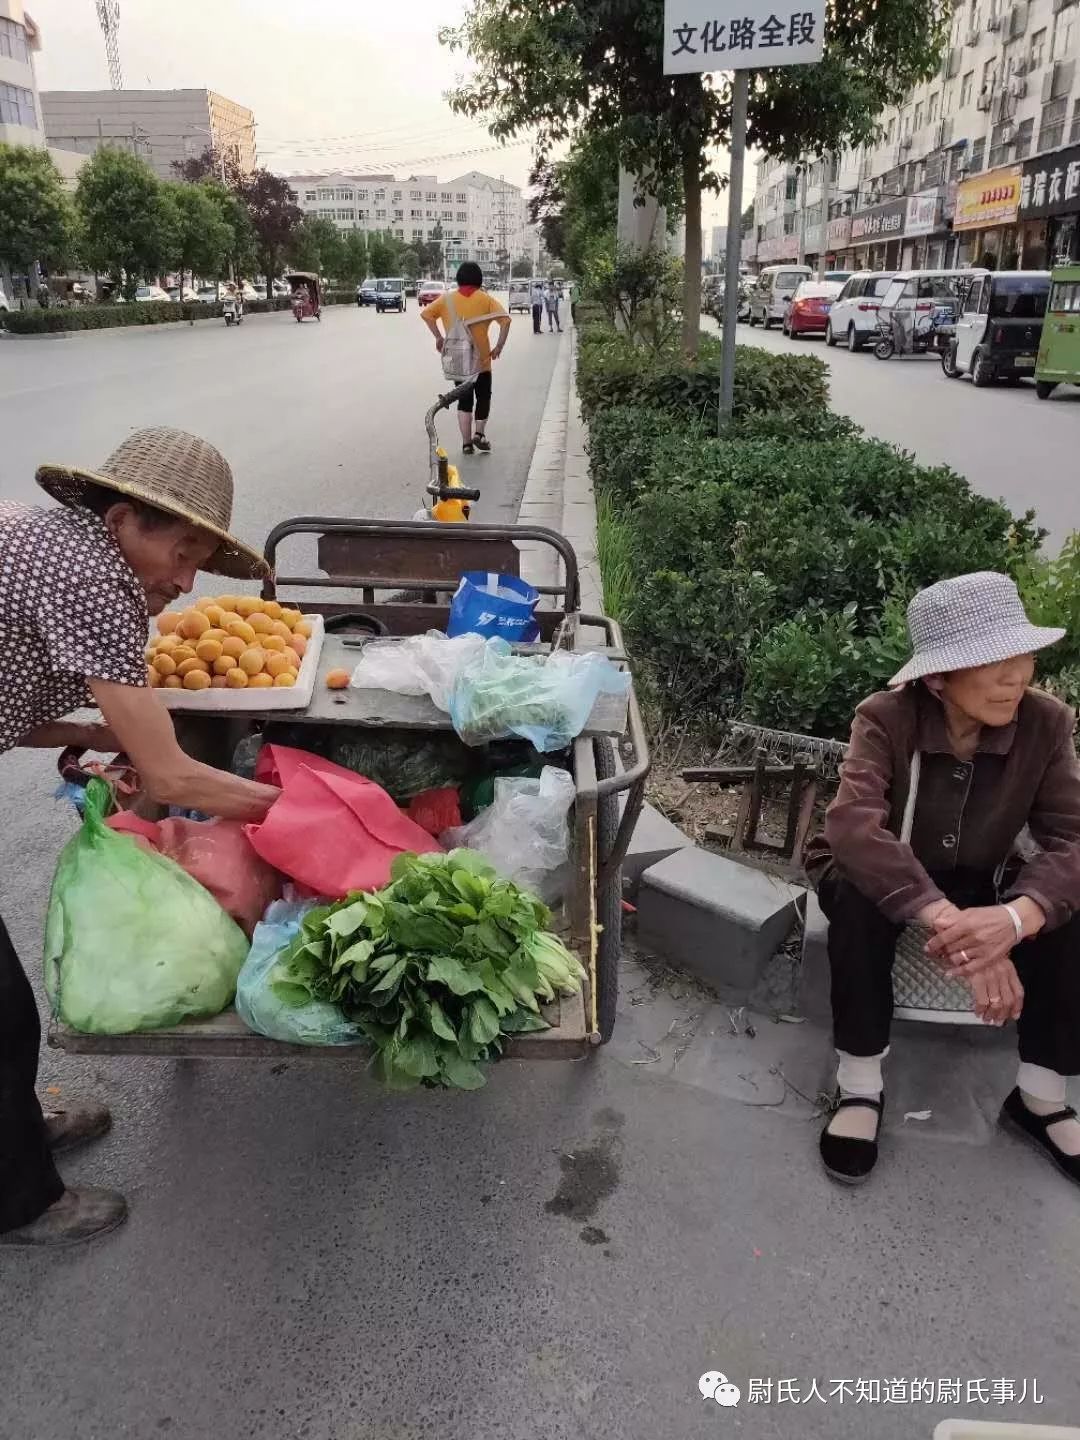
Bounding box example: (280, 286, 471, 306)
(818, 865, 1080, 1074)
(0, 915, 63, 1231)
(532, 303, 542, 334)
(458, 369, 492, 422)
(571, 302, 577, 324)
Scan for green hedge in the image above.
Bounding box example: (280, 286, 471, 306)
(576, 328, 828, 424)
(0, 292, 371, 333)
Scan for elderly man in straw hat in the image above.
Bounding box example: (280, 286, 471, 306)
(806, 571, 1080, 1188)
(0, 427, 279, 1249)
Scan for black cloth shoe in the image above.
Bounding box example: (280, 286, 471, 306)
(1000, 1087, 1080, 1186)
(473, 434, 491, 453)
(44, 1101, 111, 1154)
(819, 1093, 884, 1185)
(461, 441, 475, 456)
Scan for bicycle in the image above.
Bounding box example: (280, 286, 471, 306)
(416, 378, 483, 523)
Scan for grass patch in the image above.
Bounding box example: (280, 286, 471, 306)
(595, 489, 636, 624)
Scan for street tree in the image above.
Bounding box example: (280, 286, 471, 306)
(400, 247, 420, 282)
(367, 229, 401, 277)
(171, 146, 245, 188)
(0, 143, 74, 293)
(164, 181, 232, 291)
(510, 255, 533, 277)
(529, 129, 622, 279)
(75, 148, 175, 299)
(442, 0, 949, 353)
(199, 179, 256, 277)
(416, 221, 445, 278)
(290, 215, 345, 277)
(339, 230, 369, 284)
(234, 169, 303, 298)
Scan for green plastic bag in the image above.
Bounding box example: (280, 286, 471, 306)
(44, 779, 249, 1034)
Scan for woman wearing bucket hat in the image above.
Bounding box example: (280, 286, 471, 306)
(0, 427, 280, 1250)
(805, 571, 1080, 1188)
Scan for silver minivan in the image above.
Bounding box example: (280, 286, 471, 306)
(747, 264, 812, 328)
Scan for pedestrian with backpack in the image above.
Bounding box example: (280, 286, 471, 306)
(421, 262, 511, 455)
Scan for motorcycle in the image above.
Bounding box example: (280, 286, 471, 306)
(222, 293, 243, 327)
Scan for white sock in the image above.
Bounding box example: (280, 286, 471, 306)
(1016, 1061, 1067, 1105)
(836, 1048, 887, 1098)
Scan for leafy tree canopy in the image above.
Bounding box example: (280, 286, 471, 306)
(0, 143, 74, 276)
(75, 148, 175, 298)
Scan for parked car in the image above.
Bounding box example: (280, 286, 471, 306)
(273, 279, 290, 298)
(826, 271, 897, 350)
(417, 279, 446, 308)
(356, 280, 377, 307)
(0, 289, 10, 313)
(237, 281, 258, 302)
(783, 280, 843, 337)
(167, 285, 198, 303)
(823, 270, 853, 284)
(196, 285, 220, 305)
(134, 284, 171, 303)
(374, 277, 407, 313)
(942, 270, 1051, 386)
(746, 264, 812, 328)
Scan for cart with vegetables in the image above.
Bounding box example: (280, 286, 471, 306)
(49, 518, 649, 1080)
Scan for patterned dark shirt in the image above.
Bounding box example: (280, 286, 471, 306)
(0, 504, 148, 754)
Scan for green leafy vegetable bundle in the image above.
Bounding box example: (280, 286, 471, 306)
(275, 850, 586, 1089)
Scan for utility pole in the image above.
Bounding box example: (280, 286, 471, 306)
(796, 161, 808, 267)
(819, 150, 835, 279)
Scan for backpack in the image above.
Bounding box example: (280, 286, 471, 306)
(441, 291, 501, 383)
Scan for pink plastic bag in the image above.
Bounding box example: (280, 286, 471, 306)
(245, 745, 442, 898)
(106, 813, 282, 936)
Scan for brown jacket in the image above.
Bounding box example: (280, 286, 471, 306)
(804, 684, 1080, 930)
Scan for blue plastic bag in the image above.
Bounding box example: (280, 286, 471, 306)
(449, 640, 631, 752)
(446, 571, 540, 643)
(235, 899, 364, 1046)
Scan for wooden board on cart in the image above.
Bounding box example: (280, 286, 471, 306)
(48, 989, 589, 1060)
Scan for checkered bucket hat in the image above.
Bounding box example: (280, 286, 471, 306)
(889, 572, 1065, 686)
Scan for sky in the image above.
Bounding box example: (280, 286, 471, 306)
(29, 0, 739, 236)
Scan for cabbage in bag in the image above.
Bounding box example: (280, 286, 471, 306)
(44, 779, 249, 1034)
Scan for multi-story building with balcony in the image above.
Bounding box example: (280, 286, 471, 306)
(750, 0, 1080, 274)
(0, 2, 42, 148)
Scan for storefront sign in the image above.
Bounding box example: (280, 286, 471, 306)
(1020, 143, 1080, 221)
(905, 190, 942, 238)
(849, 198, 906, 244)
(664, 0, 826, 70)
(953, 164, 1021, 231)
(756, 234, 799, 262)
(826, 213, 852, 247)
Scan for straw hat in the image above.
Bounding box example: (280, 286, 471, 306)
(36, 427, 268, 580)
(889, 571, 1064, 686)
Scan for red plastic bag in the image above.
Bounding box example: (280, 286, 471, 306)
(106, 813, 282, 935)
(406, 787, 462, 836)
(246, 745, 442, 898)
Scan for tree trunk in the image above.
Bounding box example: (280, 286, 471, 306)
(681, 135, 703, 358)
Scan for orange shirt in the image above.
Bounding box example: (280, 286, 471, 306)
(421, 287, 507, 372)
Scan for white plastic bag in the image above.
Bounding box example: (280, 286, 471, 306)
(350, 631, 486, 713)
(441, 766, 575, 903)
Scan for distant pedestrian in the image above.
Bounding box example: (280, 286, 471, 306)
(569, 278, 580, 325)
(530, 279, 544, 335)
(544, 282, 562, 333)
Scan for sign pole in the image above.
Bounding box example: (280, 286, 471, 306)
(718, 67, 748, 431)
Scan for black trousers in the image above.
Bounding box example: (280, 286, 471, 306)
(458, 369, 492, 422)
(818, 865, 1080, 1073)
(532, 303, 542, 334)
(0, 914, 63, 1231)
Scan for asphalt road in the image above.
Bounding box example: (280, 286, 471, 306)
(723, 315, 1080, 548)
(1, 309, 1079, 1440)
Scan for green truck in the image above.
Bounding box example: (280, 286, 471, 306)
(1035, 264, 1080, 400)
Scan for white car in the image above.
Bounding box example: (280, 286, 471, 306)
(167, 285, 198, 303)
(0, 289, 10, 313)
(134, 284, 171, 303)
(196, 285, 220, 304)
(825, 272, 897, 351)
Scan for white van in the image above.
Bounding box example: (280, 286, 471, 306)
(509, 277, 540, 314)
(747, 264, 812, 328)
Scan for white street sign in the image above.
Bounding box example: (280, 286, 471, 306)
(663, 0, 825, 71)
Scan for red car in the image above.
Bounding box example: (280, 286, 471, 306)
(784, 281, 843, 338)
(418, 280, 445, 308)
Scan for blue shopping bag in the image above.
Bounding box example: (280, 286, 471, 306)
(446, 571, 540, 643)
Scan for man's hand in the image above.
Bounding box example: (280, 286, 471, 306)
(968, 957, 1024, 1026)
(434, 335, 444, 354)
(926, 905, 1018, 975)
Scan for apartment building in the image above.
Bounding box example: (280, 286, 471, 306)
(285, 169, 535, 271)
(749, 0, 1080, 273)
(42, 89, 256, 181)
(1, 2, 42, 148)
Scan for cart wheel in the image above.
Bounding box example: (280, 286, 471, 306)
(593, 737, 621, 1044)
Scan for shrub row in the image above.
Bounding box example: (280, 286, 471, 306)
(579, 323, 1053, 737)
(2, 290, 359, 334)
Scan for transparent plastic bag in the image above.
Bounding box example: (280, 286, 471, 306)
(441, 766, 575, 903)
(44, 779, 248, 1034)
(448, 640, 631, 751)
(349, 630, 486, 712)
(235, 898, 364, 1046)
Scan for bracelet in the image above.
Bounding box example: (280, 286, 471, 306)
(1002, 903, 1025, 944)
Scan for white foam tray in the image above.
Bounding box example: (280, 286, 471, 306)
(156, 614, 324, 712)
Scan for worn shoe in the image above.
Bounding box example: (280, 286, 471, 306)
(462, 441, 475, 456)
(1000, 1087, 1080, 1186)
(44, 1101, 111, 1154)
(819, 1093, 884, 1185)
(473, 434, 492, 453)
(0, 1188, 128, 1248)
